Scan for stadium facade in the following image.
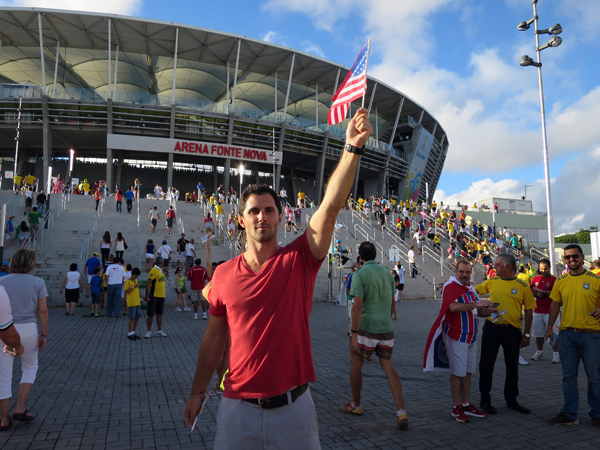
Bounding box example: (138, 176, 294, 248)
(0, 7, 448, 202)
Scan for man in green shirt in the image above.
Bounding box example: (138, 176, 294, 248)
(340, 241, 408, 430)
(27, 207, 45, 240)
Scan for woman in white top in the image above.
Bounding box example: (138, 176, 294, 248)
(114, 232, 127, 261)
(59, 263, 83, 316)
(100, 231, 112, 267)
(0, 248, 49, 424)
(18, 221, 30, 249)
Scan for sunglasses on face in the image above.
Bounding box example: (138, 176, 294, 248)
(564, 254, 581, 260)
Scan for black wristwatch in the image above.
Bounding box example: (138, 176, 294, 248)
(344, 143, 365, 155)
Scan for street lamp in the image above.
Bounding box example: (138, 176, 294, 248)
(524, 184, 533, 200)
(518, 0, 562, 274)
(239, 163, 243, 205)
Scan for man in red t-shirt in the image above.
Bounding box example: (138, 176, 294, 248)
(529, 259, 559, 362)
(184, 108, 373, 449)
(186, 251, 211, 320)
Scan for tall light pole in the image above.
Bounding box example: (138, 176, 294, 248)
(524, 184, 533, 200)
(518, 0, 562, 274)
(239, 163, 243, 205)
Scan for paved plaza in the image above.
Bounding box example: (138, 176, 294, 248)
(0, 300, 597, 450)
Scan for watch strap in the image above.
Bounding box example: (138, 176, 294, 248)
(344, 143, 365, 155)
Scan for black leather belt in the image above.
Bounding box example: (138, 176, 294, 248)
(242, 384, 308, 409)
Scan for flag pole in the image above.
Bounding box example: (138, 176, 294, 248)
(361, 38, 371, 110)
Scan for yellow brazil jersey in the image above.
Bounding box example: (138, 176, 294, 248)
(215, 204, 224, 215)
(24, 175, 36, 185)
(591, 268, 600, 275)
(13, 176, 22, 185)
(517, 273, 530, 285)
(550, 270, 600, 330)
(147, 266, 166, 298)
(209, 196, 216, 205)
(475, 277, 536, 330)
(125, 279, 141, 307)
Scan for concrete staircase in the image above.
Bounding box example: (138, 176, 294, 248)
(1, 189, 468, 305)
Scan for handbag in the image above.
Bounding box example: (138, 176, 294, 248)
(124, 242, 128, 250)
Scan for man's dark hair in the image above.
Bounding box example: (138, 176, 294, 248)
(564, 244, 583, 255)
(239, 185, 282, 216)
(70, 263, 77, 271)
(455, 260, 471, 271)
(132, 267, 141, 276)
(519, 266, 526, 273)
(539, 258, 551, 267)
(195, 258, 202, 265)
(358, 241, 377, 262)
(93, 267, 101, 274)
(126, 264, 132, 271)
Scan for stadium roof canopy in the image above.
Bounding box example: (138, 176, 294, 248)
(0, 7, 448, 148)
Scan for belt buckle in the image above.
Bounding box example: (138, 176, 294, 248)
(257, 397, 270, 409)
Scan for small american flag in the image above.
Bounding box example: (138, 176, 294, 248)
(328, 42, 370, 126)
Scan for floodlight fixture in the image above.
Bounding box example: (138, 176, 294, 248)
(517, 17, 536, 31)
(538, 36, 562, 51)
(538, 23, 562, 35)
(519, 55, 541, 67)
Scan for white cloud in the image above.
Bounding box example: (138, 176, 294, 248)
(435, 147, 600, 234)
(261, 31, 286, 45)
(1, 0, 142, 15)
(303, 43, 325, 58)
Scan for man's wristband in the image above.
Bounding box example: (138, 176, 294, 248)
(41, 334, 47, 338)
(344, 143, 365, 156)
(351, 329, 359, 334)
(547, 327, 553, 330)
(191, 390, 206, 396)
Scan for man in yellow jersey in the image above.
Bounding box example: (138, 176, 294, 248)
(475, 253, 535, 415)
(517, 266, 530, 285)
(12, 174, 22, 193)
(144, 256, 167, 338)
(546, 244, 600, 427)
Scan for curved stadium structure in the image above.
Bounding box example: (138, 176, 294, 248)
(0, 7, 448, 202)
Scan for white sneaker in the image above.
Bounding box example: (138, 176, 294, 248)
(184, 307, 191, 311)
(518, 356, 529, 365)
(531, 351, 543, 361)
(203, 312, 207, 320)
(144, 331, 151, 339)
(174, 307, 182, 312)
(194, 313, 199, 320)
(552, 353, 561, 364)
(157, 330, 168, 337)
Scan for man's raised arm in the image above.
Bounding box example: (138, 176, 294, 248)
(307, 107, 373, 261)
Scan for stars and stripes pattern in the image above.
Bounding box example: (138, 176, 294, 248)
(328, 42, 369, 126)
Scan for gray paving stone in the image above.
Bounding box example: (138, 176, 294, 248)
(1, 303, 599, 449)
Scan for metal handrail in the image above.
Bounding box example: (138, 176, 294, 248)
(137, 194, 142, 269)
(32, 193, 67, 248)
(353, 223, 385, 264)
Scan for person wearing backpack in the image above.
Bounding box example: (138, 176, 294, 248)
(166, 206, 176, 235)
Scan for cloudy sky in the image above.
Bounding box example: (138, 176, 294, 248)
(2, 0, 598, 233)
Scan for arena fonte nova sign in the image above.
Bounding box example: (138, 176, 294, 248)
(107, 134, 283, 165)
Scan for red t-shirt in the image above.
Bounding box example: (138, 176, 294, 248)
(530, 274, 556, 314)
(187, 265, 209, 290)
(209, 232, 323, 399)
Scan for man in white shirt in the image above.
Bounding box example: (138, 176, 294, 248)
(496, 239, 504, 254)
(148, 207, 160, 234)
(105, 262, 126, 317)
(394, 263, 406, 302)
(185, 239, 196, 272)
(157, 240, 173, 277)
(412, 231, 424, 255)
(408, 245, 417, 278)
(154, 184, 163, 199)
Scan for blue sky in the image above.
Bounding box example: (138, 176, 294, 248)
(3, 0, 599, 233)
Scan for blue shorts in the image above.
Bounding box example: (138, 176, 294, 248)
(128, 305, 141, 320)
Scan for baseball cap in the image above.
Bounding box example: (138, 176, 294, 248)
(93, 252, 99, 256)
(8, 215, 14, 219)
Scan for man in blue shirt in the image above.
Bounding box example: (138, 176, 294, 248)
(85, 252, 102, 297)
(4, 215, 15, 247)
(125, 187, 135, 214)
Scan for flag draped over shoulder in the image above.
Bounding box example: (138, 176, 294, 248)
(328, 42, 369, 126)
(423, 277, 478, 372)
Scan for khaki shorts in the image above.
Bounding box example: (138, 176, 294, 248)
(190, 290, 205, 302)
